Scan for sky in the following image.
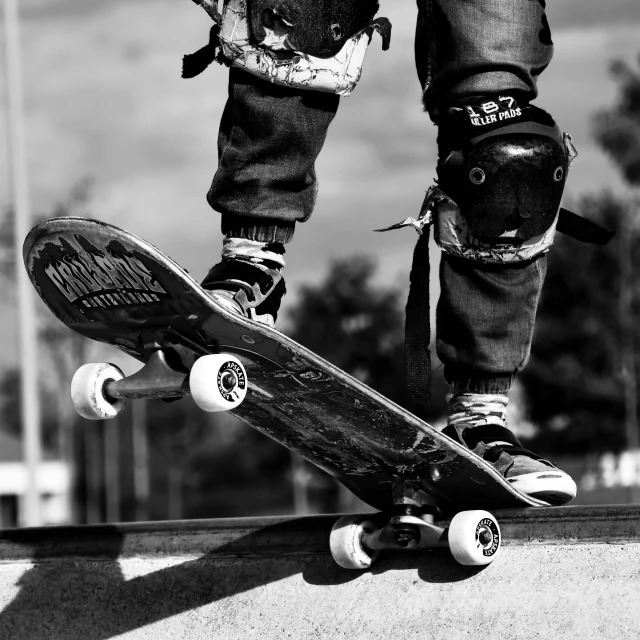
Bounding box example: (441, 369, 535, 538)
(0, 0, 639, 372)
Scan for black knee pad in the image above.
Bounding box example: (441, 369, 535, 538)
(250, 0, 380, 58)
(191, 0, 390, 96)
(433, 96, 577, 262)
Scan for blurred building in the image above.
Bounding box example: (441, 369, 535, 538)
(0, 431, 71, 528)
(560, 450, 640, 506)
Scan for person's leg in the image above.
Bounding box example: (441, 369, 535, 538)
(436, 254, 547, 395)
(416, 0, 553, 119)
(208, 67, 340, 245)
(415, 0, 576, 504)
(202, 0, 385, 326)
(202, 67, 339, 326)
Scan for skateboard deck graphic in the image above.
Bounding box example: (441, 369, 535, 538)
(23, 217, 548, 520)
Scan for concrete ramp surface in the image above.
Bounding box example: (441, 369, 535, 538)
(0, 505, 638, 639)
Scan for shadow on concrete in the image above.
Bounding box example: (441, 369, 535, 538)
(0, 518, 480, 639)
(303, 551, 486, 587)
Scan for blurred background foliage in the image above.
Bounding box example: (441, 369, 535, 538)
(1, 51, 640, 524)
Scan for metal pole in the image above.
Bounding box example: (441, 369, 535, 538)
(85, 422, 102, 524)
(104, 418, 121, 523)
(132, 401, 150, 521)
(2, 0, 42, 526)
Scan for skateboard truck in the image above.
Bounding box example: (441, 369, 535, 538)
(70, 350, 249, 420)
(104, 350, 190, 401)
(329, 479, 501, 568)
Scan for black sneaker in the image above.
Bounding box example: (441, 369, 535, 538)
(201, 258, 286, 328)
(444, 392, 577, 505)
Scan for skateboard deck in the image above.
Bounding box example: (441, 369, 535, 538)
(24, 217, 548, 516)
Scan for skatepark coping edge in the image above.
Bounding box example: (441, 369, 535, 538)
(0, 504, 638, 563)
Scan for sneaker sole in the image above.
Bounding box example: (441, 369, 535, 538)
(507, 470, 577, 506)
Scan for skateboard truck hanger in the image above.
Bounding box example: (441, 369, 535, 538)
(70, 350, 249, 420)
(103, 350, 190, 401)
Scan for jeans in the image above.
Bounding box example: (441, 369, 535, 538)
(209, 67, 339, 244)
(207, 0, 554, 393)
(437, 253, 547, 393)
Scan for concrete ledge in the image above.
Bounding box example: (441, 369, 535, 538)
(0, 506, 638, 639)
(492, 504, 640, 544)
(0, 504, 638, 562)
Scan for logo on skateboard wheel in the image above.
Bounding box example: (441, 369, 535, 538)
(477, 517, 500, 557)
(217, 361, 246, 402)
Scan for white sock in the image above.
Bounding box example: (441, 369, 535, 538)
(222, 237, 286, 269)
(446, 391, 509, 431)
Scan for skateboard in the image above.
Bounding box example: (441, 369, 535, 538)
(24, 217, 548, 569)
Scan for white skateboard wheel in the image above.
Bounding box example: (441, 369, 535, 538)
(71, 362, 126, 420)
(329, 515, 380, 570)
(190, 354, 248, 412)
(448, 510, 501, 566)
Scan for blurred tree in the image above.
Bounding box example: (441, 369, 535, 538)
(0, 177, 95, 281)
(521, 193, 633, 454)
(0, 178, 98, 522)
(593, 54, 640, 456)
(183, 409, 293, 519)
(521, 52, 640, 455)
(592, 56, 640, 186)
(284, 255, 449, 512)
(288, 255, 449, 423)
(0, 178, 296, 522)
(0, 368, 58, 454)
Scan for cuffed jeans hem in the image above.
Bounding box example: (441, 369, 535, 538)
(221, 217, 296, 244)
(444, 369, 514, 395)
